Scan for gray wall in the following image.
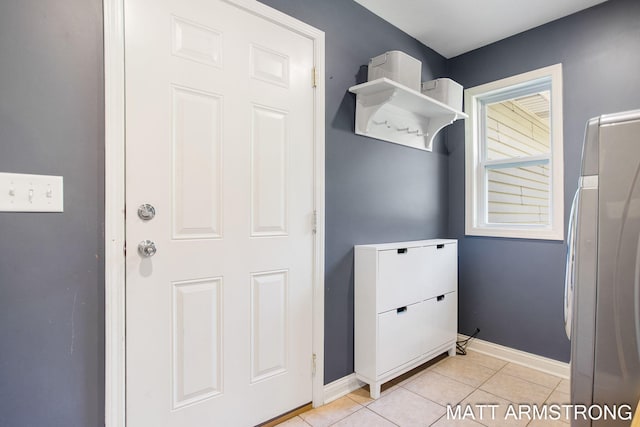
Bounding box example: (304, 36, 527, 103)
(258, 0, 450, 383)
(447, 0, 640, 362)
(0, 1, 104, 426)
(2, 0, 639, 425)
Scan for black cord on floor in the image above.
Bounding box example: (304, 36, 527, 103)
(456, 328, 480, 355)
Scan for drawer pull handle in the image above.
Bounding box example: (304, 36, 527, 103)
(397, 248, 407, 254)
(437, 295, 445, 301)
(397, 306, 407, 314)
(436, 244, 445, 249)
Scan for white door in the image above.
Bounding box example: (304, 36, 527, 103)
(124, 0, 316, 425)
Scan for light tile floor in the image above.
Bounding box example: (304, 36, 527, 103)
(276, 351, 570, 427)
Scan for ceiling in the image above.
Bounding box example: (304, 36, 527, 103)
(354, 0, 608, 58)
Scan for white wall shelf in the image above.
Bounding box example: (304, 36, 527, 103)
(349, 78, 467, 151)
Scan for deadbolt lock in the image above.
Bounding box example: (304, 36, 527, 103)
(138, 204, 156, 221)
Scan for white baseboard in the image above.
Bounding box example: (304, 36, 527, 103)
(458, 334, 570, 379)
(322, 374, 366, 404)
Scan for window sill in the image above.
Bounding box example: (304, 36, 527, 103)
(465, 225, 564, 241)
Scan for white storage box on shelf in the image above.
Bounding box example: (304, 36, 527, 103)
(421, 78, 463, 112)
(368, 50, 421, 92)
(354, 239, 458, 398)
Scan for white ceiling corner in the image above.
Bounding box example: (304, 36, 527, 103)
(354, 0, 608, 58)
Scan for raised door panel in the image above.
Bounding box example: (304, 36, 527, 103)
(171, 278, 223, 409)
(251, 44, 290, 87)
(172, 85, 223, 239)
(424, 291, 457, 352)
(377, 246, 429, 313)
(250, 270, 288, 383)
(377, 301, 427, 375)
(250, 105, 288, 237)
(171, 16, 223, 68)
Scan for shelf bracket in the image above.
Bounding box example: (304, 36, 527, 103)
(425, 115, 458, 151)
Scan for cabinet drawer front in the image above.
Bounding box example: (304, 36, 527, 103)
(424, 291, 457, 351)
(424, 243, 457, 299)
(377, 301, 427, 375)
(378, 246, 428, 313)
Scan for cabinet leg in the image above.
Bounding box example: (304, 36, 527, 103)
(370, 382, 381, 399)
(448, 345, 456, 357)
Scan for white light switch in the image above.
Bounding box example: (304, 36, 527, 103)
(0, 173, 64, 212)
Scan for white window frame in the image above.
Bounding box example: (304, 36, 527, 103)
(465, 64, 564, 240)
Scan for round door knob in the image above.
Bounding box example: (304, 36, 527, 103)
(138, 240, 157, 258)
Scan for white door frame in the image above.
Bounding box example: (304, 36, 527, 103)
(103, 1, 325, 425)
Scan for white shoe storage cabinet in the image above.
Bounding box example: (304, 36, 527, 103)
(354, 239, 458, 398)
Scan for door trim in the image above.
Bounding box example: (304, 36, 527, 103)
(103, 1, 326, 425)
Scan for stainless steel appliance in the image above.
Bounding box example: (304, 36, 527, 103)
(565, 109, 640, 426)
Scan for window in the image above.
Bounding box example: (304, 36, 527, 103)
(465, 64, 564, 240)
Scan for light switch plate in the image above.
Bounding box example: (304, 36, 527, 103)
(0, 172, 64, 212)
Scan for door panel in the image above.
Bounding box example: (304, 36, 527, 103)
(251, 105, 289, 237)
(250, 270, 288, 383)
(125, 0, 315, 425)
(172, 85, 223, 239)
(172, 277, 223, 409)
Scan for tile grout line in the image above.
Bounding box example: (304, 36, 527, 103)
(470, 387, 519, 419)
(456, 352, 510, 372)
(464, 366, 507, 427)
(476, 361, 504, 390)
(362, 405, 401, 427)
(501, 363, 564, 388)
(478, 362, 562, 403)
(490, 369, 559, 399)
(402, 384, 448, 409)
(300, 395, 363, 427)
(402, 378, 477, 427)
(400, 386, 450, 425)
(369, 385, 447, 427)
(484, 380, 554, 410)
(429, 361, 488, 387)
(338, 395, 366, 424)
(338, 394, 400, 427)
(552, 378, 570, 395)
(400, 366, 480, 417)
